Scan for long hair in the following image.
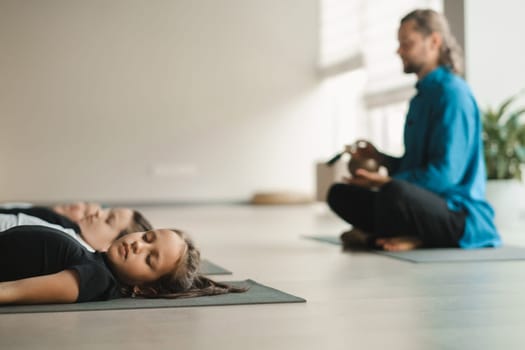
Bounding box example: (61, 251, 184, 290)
(116, 210, 153, 240)
(121, 229, 247, 299)
(401, 9, 464, 76)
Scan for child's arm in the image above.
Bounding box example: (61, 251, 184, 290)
(0, 270, 80, 304)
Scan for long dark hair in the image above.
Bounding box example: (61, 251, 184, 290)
(116, 210, 153, 239)
(121, 229, 247, 299)
(401, 9, 464, 76)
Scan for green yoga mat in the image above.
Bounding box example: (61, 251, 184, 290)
(302, 235, 525, 263)
(302, 235, 342, 246)
(199, 259, 232, 275)
(376, 246, 525, 263)
(0, 279, 306, 314)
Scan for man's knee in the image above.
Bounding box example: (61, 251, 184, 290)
(326, 183, 347, 209)
(380, 180, 411, 200)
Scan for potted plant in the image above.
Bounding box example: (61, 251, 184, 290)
(482, 90, 525, 179)
(482, 90, 525, 229)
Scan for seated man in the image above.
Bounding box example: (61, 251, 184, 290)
(0, 202, 152, 252)
(327, 10, 500, 251)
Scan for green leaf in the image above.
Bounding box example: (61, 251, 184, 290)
(504, 107, 525, 127)
(515, 145, 525, 162)
(495, 95, 517, 120)
(482, 89, 525, 179)
(496, 90, 524, 120)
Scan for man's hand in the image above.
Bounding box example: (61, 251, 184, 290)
(345, 140, 383, 165)
(344, 169, 392, 188)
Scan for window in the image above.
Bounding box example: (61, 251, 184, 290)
(319, 0, 443, 155)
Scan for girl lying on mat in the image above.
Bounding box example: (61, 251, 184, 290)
(0, 202, 153, 252)
(0, 225, 245, 305)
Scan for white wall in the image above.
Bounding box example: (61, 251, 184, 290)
(0, 0, 343, 203)
(465, 0, 525, 108)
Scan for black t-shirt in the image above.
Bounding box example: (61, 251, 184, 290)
(0, 207, 80, 232)
(0, 225, 121, 302)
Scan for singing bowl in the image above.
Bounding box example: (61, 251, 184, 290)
(348, 157, 380, 176)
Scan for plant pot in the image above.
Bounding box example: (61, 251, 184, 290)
(486, 179, 525, 229)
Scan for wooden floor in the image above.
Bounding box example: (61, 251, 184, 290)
(1, 204, 525, 349)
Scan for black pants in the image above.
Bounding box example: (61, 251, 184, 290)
(326, 180, 466, 248)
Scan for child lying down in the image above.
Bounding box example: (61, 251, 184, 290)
(0, 225, 245, 304)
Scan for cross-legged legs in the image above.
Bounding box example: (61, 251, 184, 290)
(327, 180, 466, 250)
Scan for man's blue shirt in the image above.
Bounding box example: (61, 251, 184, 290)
(386, 66, 501, 248)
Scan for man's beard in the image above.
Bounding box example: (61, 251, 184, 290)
(403, 61, 423, 75)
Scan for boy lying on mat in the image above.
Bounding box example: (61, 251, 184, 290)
(0, 201, 152, 252)
(0, 225, 245, 305)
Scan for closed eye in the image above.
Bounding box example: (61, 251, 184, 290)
(143, 231, 156, 243)
(146, 252, 158, 270)
(106, 212, 114, 225)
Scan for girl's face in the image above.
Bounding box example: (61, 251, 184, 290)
(53, 202, 102, 222)
(106, 229, 187, 286)
(54, 202, 134, 239)
(77, 207, 134, 249)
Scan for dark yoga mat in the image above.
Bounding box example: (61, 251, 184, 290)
(199, 259, 232, 275)
(302, 235, 525, 263)
(0, 279, 306, 314)
(375, 246, 525, 263)
(302, 235, 342, 246)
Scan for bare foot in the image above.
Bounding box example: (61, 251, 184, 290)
(340, 228, 370, 248)
(375, 236, 422, 251)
